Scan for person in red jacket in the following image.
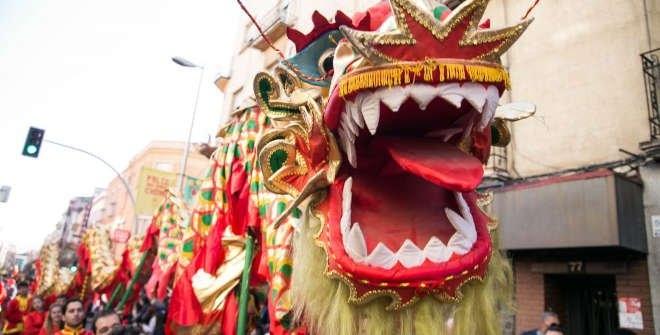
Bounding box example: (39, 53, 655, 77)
(53, 299, 92, 335)
(23, 296, 46, 335)
(3, 281, 30, 334)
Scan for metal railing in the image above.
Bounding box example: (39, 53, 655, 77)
(486, 145, 510, 180)
(243, 0, 289, 48)
(641, 48, 660, 139)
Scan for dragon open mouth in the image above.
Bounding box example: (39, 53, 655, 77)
(320, 78, 499, 290)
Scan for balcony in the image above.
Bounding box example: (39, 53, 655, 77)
(639, 48, 660, 157)
(485, 145, 510, 182)
(243, 0, 290, 51)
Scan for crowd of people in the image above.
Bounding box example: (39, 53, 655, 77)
(0, 276, 167, 335)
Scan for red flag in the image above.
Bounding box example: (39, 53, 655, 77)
(168, 250, 205, 326)
(203, 213, 227, 274)
(141, 217, 161, 252)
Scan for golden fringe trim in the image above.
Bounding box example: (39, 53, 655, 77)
(338, 61, 510, 97)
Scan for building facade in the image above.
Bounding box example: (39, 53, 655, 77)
(483, 1, 660, 334)
(218, 0, 660, 334)
(0, 242, 16, 273)
(58, 196, 92, 247)
(101, 141, 208, 247)
(87, 188, 106, 228)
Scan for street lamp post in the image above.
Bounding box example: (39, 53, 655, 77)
(172, 56, 204, 194)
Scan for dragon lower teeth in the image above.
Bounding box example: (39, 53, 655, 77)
(339, 184, 477, 269)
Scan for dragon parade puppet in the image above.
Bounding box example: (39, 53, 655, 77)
(34, 0, 536, 334)
(168, 0, 535, 333)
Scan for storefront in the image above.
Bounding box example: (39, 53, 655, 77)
(491, 170, 654, 334)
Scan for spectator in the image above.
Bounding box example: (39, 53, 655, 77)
(521, 311, 559, 335)
(3, 281, 30, 334)
(545, 323, 563, 335)
(92, 310, 120, 335)
(40, 303, 64, 335)
(23, 296, 46, 335)
(55, 297, 67, 308)
(54, 299, 92, 335)
(138, 301, 165, 335)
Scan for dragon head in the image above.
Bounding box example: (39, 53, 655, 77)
(256, 0, 532, 333)
(319, 0, 531, 306)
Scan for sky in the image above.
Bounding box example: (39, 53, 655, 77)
(0, 0, 241, 252)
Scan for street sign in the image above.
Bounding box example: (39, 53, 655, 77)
(0, 186, 11, 203)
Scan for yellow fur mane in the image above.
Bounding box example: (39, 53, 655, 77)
(291, 209, 512, 335)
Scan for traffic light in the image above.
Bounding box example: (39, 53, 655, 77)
(22, 127, 45, 158)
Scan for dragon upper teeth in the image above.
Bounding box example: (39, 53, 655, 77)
(360, 93, 380, 135)
(350, 101, 365, 129)
(481, 85, 500, 130)
(461, 83, 487, 113)
(336, 82, 501, 164)
(339, 180, 478, 269)
(380, 86, 409, 112)
(437, 83, 465, 108)
(409, 84, 437, 110)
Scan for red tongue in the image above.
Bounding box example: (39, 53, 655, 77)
(378, 137, 483, 192)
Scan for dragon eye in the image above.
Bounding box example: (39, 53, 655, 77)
(318, 49, 335, 77)
(490, 118, 511, 147)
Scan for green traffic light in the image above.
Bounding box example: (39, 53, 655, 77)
(26, 145, 37, 155)
(22, 127, 45, 158)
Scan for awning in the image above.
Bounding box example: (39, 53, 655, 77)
(491, 170, 647, 253)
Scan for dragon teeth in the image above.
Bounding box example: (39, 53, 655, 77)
(397, 239, 425, 268)
(424, 237, 453, 263)
(360, 93, 380, 135)
(365, 242, 397, 269)
(460, 83, 487, 113)
(408, 84, 437, 110)
(346, 223, 368, 262)
(336, 82, 503, 166)
(480, 85, 500, 130)
(340, 190, 478, 269)
(338, 125, 357, 168)
(437, 83, 464, 108)
(380, 86, 409, 112)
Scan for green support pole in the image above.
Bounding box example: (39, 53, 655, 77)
(105, 284, 124, 312)
(236, 234, 256, 335)
(116, 252, 148, 312)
